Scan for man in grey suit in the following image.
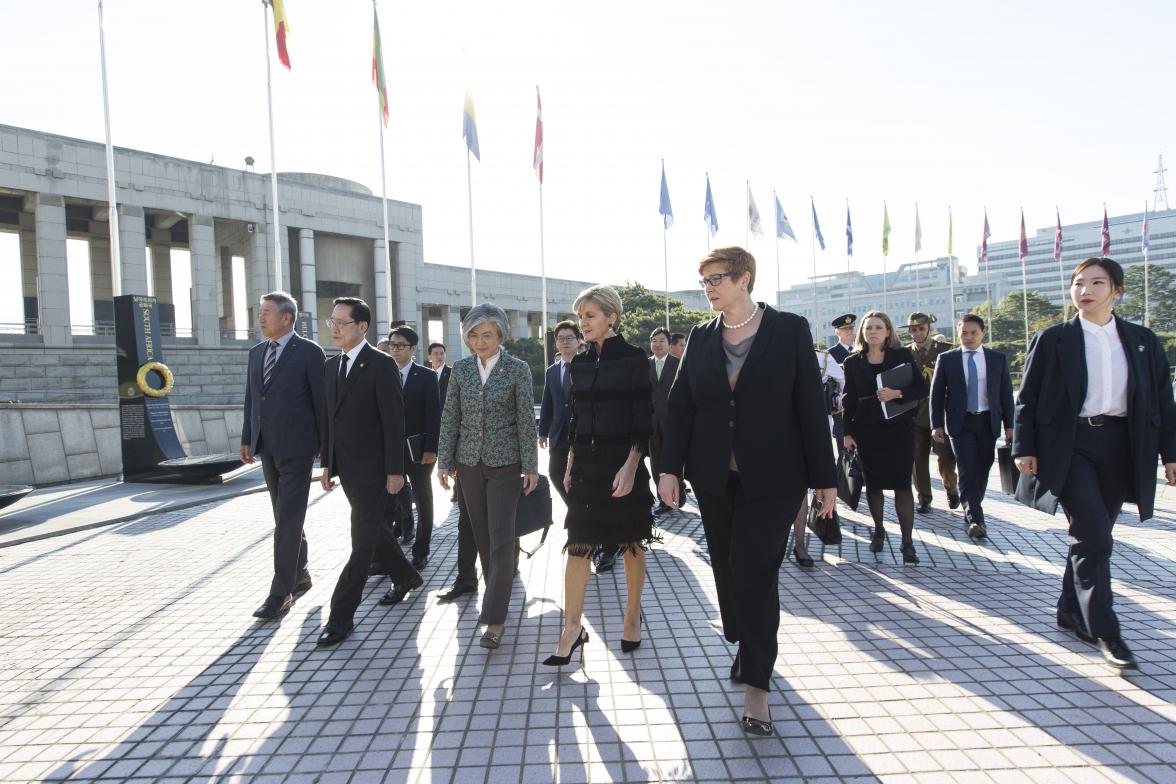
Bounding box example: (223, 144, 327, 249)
(241, 291, 326, 620)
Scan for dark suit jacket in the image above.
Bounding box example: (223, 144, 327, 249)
(829, 343, 853, 365)
(649, 354, 680, 436)
(660, 306, 836, 498)
(321, 343, 405, 484)
(401, 362, 441, 459)
(929, 347, 1014, 439)
(841, 347, 929, 433)
(436, 365, 451, 405)
(538, 359, 573, 446)
(1013, 315, 1176, 521)
(242, 332, 325, 459)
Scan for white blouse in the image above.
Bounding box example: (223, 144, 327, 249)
(1078, 316, 1129, 417)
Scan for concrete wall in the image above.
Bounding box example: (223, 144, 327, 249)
(0, 404, 244, 486)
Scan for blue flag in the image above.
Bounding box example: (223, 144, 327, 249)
(703, 174, 718, 236)
(846, 203, 854, 256)
(462, 89, 481, 161)
(659, 162, 673, 229)
(775, 194, 796, 242)
(811, 197, 825, 250)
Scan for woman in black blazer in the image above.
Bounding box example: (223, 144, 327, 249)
(1015, 257, 1176, 669)
(841, 311, 929, 564)
(658, 246, 836, 737)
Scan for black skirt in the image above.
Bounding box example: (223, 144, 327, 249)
(564, 444, 655, 546)
(854, 419, 916, 490)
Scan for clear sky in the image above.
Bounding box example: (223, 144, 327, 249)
(4, 0, 1175, 297)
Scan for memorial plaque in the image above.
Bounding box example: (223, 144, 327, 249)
(115, 295, 187, 482)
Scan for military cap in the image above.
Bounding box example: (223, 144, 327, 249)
(901, 312, 937, 329)
(831, 314, 857, 329)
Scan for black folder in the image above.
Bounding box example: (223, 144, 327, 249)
(876, 363, 919, 419)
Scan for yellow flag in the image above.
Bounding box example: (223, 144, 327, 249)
(882, 202, 891, 256)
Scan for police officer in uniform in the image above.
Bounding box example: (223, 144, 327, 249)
(828, 314, 856, 461)
(902, 312, 959, 513)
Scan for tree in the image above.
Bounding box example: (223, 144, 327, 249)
(981, 290, 1062, 345)
(503, 337, 545, 401)
(1119, 264, 1176, 332)
(613, 283, 712, 344)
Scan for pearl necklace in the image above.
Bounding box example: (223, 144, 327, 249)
(722, 303, 760, 330)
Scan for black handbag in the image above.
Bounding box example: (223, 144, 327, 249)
(837, 447, 864, 511)
(996, 444, 1018, 495)
(805, 491, 842, 545)
(516, 475, 553, 557)
(1015, 472, 1060, 516)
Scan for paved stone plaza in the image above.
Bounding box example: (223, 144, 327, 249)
(1, 460, 1175, 783)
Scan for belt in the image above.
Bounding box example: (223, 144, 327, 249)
(1077, 415, 1127, 427)
(966, 411, 988, 416)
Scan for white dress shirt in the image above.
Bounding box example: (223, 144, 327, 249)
(1079, 316, 1129, 417)
(477, 350, 501, 386)
(653, 354, 667, 380)
(962, 346, 989, 412)
(339, 341, 367, 378)
(266, 329, 295, 363)
(816, 350, 845, 385)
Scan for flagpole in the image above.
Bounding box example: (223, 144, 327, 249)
(947, 206, 956, 327)
(467, 147, 476, 307)
(1055, 208, 1066, 318)
(538, 180, 548, 364)
(774, 190, 782, 311)
(663, 227, 670, 330)
(1144, 201, 1150, 328)
(810, 196, 818, 346)
(882, 201, 889, 314)
(377, 94, 392, 331)
(1020, 208, 1030, 352)
(846, 200, 853, 319)
(262, 0, 283, 289)
(745, 180, 749, 248)
(96, 1, 122, 298)
(983, 209, 993, 347)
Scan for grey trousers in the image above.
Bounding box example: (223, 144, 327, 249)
(456, 461, 521, 626)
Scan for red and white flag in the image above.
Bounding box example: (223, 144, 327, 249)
(981, 209, 991, 261)
(1019, 210, 1028, 259)
(1100, 206, 1110, 255)
(1053, 209, 1062, 262)
(533, 87, 543, 184)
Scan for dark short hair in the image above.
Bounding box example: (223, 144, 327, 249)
(959, 313, 986, 331)
(1071, 257, 1125, 292)
(553, 320, 581, 339)
(389, 325, 419, 346)
(670, 333, 686, 345)
(427, 342, 446, 354)
(650, 326, 671, 341)
(262, 291, 298, 322)
(333, 297, 371, 328)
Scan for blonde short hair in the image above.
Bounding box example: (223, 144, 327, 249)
(698, 246, 756, 293)
(573, 284, 623, 328)
(853, 310, 902, 352)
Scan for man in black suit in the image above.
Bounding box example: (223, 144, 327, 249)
(427, 342, 451, 404)
(929, 314, 1013, 540)
(317, 297, 422, 647)
(241, 291, 325, 620)
(668, 332, 686, 360)
(827, 314, 856, 462)
(388, 325, 441, 570)
(538, 320, 581, 505)
(649, 326, 683, 516)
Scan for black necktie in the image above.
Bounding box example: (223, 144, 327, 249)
(337, 353, 349, 395)
(562, 362, 571, 398)
(262, 341, 278, 387)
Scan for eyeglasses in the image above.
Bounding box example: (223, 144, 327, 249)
(555, 335, 579, 343)
(698, 271, 738, 288)
(387, 342, 411, 349)
(325, 318, 357, 329)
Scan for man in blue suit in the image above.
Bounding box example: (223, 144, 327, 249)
(930, 314, 1014, 540)
(538, 320, 581, 506)
(241, 291, 326, 619)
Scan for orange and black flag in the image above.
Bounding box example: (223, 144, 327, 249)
(373, 8, 389, 126)
(271, 0, 291, 70)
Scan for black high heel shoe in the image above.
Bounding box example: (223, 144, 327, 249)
(869, 529, 886, 554)
(620, 611, 644, 653)
(543, 628, 589, 667)
(741, 714, 774, 736)
(793, 547, 815, 568)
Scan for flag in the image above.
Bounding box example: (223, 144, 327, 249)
(1019, 209, 1028, 259)
(1100, 206, 1110, 255)
(846, 203, 854, 256)
(659, 161, 673, 229)
(914, 204, 923, 254)
(747, 184, 763, 236)
(372, 8, 388, 127)
(811, 198, 825, 251)
(947, 207, 954, 257)
(703, 174, 718, 236)
(775, 194, 795, 242)
(533, 87, 543, 184)
(271, 0, 291, 70)
(981, 209, 991, 261)
(462, 89, 480, 161)
(1054, 209, 1063, 262)
(882, 202, 891, 256)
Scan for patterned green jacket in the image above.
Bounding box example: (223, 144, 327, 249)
(437, 349, 539, 473)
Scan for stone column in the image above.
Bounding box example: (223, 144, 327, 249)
(299, 228, 316, 338)
(34, 193, 70, 345)
(513, 309, 528, 340)
(373, 238, 389, 338)
(189, 215, 219, 346)
(118, 205, 149, 295)
(446, 305, 464, 358)
(247, 222, 270, 330)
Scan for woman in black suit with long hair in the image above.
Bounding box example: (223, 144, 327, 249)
(841, 310, 929, 564)
(1015, 257, 1176, 669)
(658, 246, 836, 737)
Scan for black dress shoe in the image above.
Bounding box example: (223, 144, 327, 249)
(966, 522, 987, 539)
(792, 548, 815, 569)
(1056, 609, 1095, 644)
(253, 594, 292, 620)
(947, 492, 961, 510)
(594, 551, 616, 573)
(380, 573, 425, 606)
(901, 543, 920, 564)
(317, 620, 353, 646)
(916, 500, 932, 514)
(400, 528, 416, 547)
(1098, 637, 1138, 669)
(411, 555, 428, 571)
(437, 583, 476, 603)
(869, 530, 886, 553)
(293, 572, 313, 594)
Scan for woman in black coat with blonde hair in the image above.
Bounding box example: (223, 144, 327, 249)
(842, 310, 929, 564)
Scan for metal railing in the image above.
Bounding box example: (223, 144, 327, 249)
(0, 319, 38, 335)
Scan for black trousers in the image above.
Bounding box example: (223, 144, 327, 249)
(1058, 422, 1131, 639)
(948, 414, 997, 521)
(406, 460, 436, 559)
(452, 474, 480, 588)
(260, 451, 314, 598)
(695, 472, 804, 692)
(329, 478, 418, 625)
(548, 438, 570, 506)
(914, 425, 958, 503)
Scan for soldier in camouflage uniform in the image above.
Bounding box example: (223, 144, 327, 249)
(902, 312, 959, 513)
